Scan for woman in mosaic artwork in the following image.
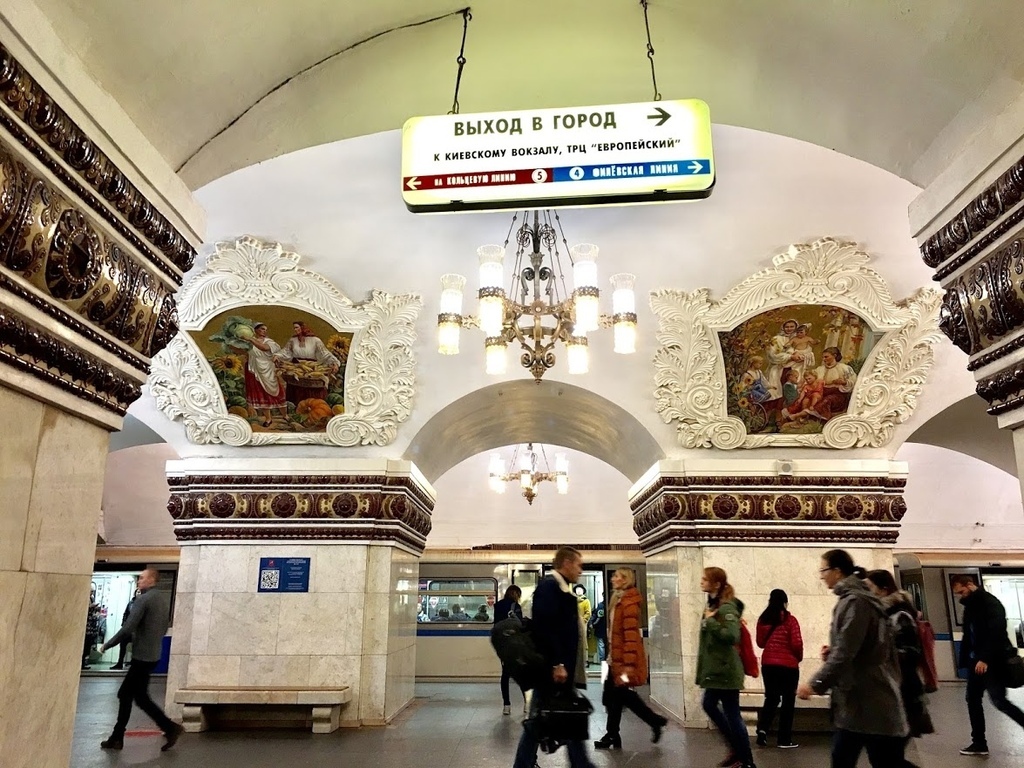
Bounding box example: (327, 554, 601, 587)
(811, 347, 858, 421)
(244, 323, 288, 427)
(280, 321, 341, 404)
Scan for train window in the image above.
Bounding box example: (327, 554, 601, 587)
(417, 578, 497, 624)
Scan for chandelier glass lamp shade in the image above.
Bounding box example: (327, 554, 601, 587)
(436, 210, 637, 382)
(488, 443, 568, 505)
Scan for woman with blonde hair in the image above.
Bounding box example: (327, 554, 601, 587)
(698, 566, 755, 768)
(594, 568, 668, 749)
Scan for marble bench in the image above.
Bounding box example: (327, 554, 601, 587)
(738, 689, 831, 733)
(174, 686, 352, 734)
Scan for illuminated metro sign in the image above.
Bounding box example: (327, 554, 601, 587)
(401, 99, 714, 212)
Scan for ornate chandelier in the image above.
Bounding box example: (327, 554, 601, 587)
(488, 443, 568, 505)
(437, 210, 637, 381)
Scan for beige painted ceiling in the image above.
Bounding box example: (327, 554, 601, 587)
(33, 0, 1024, 189)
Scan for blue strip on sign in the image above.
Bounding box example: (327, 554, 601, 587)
(935, 633, 953, 641)
(551, 159, 710, 183)
(417, 628, 493, 637)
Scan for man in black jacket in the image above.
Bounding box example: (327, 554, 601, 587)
(951, 574, 1024, 756)
(512, 547, 595, 768)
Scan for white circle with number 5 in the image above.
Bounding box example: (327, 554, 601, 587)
(532, 169, 548, 183)
(569, 166, 584, 180)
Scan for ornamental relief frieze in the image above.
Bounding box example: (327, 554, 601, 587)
(166, 490, 431, 537)
(939, 238, 1024, 357)
(0, 143, 177, 364)
(631, 489, 906, 539)
(921, 153, 1024, 276)
(0, 44, 195, 274)
(639, 527, 899, 552)
(0, 306, 140, 414)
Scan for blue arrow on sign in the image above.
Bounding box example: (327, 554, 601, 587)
(552, 160, 710, 183)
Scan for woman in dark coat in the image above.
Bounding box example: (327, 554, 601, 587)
(594, 568, 667, 749)
(865, 569, 933, 768)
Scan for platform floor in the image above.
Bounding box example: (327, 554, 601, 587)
(71, 678, 1024, 767)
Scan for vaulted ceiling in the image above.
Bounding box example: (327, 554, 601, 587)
(32, 0, 1024, 189)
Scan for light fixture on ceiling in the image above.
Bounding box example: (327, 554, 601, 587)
(488, 443, 568, 505)
(437, 210, 637, 381)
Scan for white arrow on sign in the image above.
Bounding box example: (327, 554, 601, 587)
(405, 177, 421, 190)
(688, 161, 703, 173)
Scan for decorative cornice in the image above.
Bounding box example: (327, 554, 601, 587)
(0, 306, 139, 414)
(967, 332, 1024, 372)
(629, 474, 906, 513)
(639, 525, 899, 552)
(976, 360, 1024, 416)
(0, 44, 195, 274)
(172, 523, 427, 553)
(0, 272, 149, 374)
(938, 238, 1024, 357)
(920, 153, 1024, 271)
(651, 237, 943, 449)
(0, 143, 178, 361)
(166, 473, 434, 553)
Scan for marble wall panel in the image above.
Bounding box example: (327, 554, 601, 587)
(176, 544, 200, 593)
(316, 545, 369, 593)
(360, 652, 388, 725)
(170, 591, 196, 657)
(22, 407, 108, 575)
(187, 654, 241, 687)
(207, 593, 280, 655)
(366, 546, 394, 593)
(195, 544, 251, 593)
(164, 651, 189, 719)
(385, 644, 416, 721)
(0, 572, 96, 768)
(0, 388, 43, 571)
(361, 592, 391, 654)
(239, 654, 311, 687)
(276, 593, 364, 656)
(188, 592, 213, 655)
(308, 654, 363, 726)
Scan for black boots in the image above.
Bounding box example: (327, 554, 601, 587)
(594, 733, 622, 750)
(651, 715, 668, 743)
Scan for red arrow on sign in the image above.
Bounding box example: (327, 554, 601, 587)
(402, 168, 553, 191)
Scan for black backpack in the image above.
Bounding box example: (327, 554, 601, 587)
(491, 616, 545, 690)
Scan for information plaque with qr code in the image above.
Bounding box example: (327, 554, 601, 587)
(258, 557, 310, 593)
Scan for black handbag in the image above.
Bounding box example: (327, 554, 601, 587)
(1006, 654, 1024, 689)
(535, 688, 594, 749)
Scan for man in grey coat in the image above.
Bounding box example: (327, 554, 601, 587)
(99, 569, 183, 751)
(798, 549, 908, 768)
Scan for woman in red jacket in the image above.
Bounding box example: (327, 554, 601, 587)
(755, 589, 803, 749)
(594, 568, 668, 749)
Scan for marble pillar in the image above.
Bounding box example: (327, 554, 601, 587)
(0, 386, 112, 768)
(632, 459, 907, 726)
(0, 30, 197, 764)
(163, 460, 432, 727)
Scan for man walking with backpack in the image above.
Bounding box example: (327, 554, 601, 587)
(951, 574, 1024, 756)
(512, 547, 596, 768)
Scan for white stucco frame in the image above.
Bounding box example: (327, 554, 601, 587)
(651, 237, 943, 449)
(149, 236, 422, 446)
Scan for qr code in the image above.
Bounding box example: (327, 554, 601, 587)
(260, 569, 280, 590)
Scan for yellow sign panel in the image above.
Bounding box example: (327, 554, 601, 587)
(401, 100, 714, 212)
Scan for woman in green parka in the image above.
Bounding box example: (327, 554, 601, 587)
(697, 566, 756, 768)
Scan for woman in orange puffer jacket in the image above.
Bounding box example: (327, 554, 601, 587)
(594, 568, 669, 750)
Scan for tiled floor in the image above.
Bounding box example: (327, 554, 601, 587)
(71, 678, 1024, 767)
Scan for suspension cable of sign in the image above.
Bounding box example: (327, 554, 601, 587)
(448, 9, 473, 115)
(640, 0, 662, 102)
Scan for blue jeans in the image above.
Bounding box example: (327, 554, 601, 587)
(831, 728, 905, 768)
(512, 692, 596, 768)
(702, 688, 752, 764)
